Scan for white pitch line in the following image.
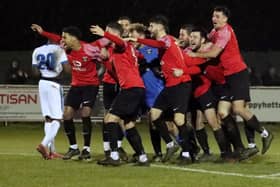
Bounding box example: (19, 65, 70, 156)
(259, 173, 280, 177)
(151, 164, 280, 180)
(1, 152, 279, 180)
(0, 152, 37, 156)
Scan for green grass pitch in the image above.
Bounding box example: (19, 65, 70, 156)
(0, 122, 279, 187)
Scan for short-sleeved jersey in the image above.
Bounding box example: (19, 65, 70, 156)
(40, 31, 102, 86)
(208, 24, 247, 76)
(32, 44, 68, 78)
(67, 42, 101, 86)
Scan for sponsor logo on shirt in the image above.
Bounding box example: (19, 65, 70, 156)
(72, 60, 86, 71)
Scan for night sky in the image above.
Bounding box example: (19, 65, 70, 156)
(0, 0, 277, 51)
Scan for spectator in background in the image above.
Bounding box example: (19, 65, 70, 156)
(261, 65, 280, 86)
(6, 59, 29, 84)
(248, 66, 262, 86)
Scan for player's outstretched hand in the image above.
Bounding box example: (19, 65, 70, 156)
(172, 68, 183, 77)
(187, 51, 197, 58)
(31, 24, 43, 34)
(90, 25, 105, 37)
(123, 37, 137, 42)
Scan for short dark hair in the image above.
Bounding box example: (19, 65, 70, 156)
(180, 24, 194, 35)
(214, 6, 231, 18)
(191, 26, 208, 39)
(129, 23, 147, 35)
(118, 16, 131, 23)
(107, 22, 124, 36)
(149, 15, 169, 33)
(62, 26, 82, 40)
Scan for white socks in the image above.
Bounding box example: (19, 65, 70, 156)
(103, 140, 122, 152)
(83, 146, 90, 152)
(166, 141, 174, 148)
(48, 140, 55, 153)
(103, 142, 110, 152)
(70, 144, 78, 149)
(117, 140, 122, 148)
(41, 120, 60, 150)
(261, 129, 269, 138)
(42, 122, 52, 147)
(248, 143, 256, 148)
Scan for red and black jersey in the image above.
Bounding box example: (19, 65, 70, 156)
(41, 31, 101, 86)
(137, 35, 191, 87)
(208, 24, 247, 76)
(103, 32, 144, 89)
(102, 47, 118, 84)
(193, 75, 212, 98)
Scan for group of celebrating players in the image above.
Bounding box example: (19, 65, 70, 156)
(31, 5, 274, 166)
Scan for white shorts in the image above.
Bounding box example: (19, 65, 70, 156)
(38, 80, 64, 119)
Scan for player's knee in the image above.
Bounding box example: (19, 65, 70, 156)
(174, 116, 185, 126)
(207, 117, 220, 130)
(217, 109, 229, 119)
(173, 112, 185, 126)
(196, 121, 205, 130)
(63, 107, 74, 120)
(63, 113, 72, 120)
(105, 113, 120, 123)
(150, 108, 162, 121)
(232, 106, 244, 116)
(124, 121, 135, 130)
(81, 107, 92, 118)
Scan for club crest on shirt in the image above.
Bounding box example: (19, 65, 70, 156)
(82, 56, 88, 62)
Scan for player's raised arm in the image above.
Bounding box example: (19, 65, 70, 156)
(90, 24, 126, 48)
(187, 45, 222, 58)
(31, 24, 44, 34)
(90, 25, 105, 37)
(136, 38, 166, 48)
(183, 52, 207, 66)
(31, 24, 61, 44)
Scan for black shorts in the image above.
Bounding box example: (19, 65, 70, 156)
(109, 87, 145, 120)
(103, 82, 120, 110)
(162, 109, 174, 122)
(65, 85, 99, 110)
(225, 69, 251, 102)
(196, 89, 217, 111)
(153, 82, 192, 114)
(187, 96, 200, 112)
(211, 83, 231, 102)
